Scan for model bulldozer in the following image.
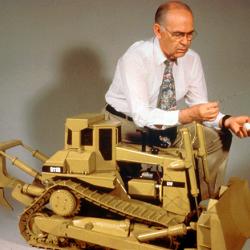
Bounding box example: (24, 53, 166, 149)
(0, 113, 249, 250)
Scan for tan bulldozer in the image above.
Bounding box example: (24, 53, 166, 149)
(0, 113, 249, 249)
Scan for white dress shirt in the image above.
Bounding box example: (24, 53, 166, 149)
(105, 37, 223, 129)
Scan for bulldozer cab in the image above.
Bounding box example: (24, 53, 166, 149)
(42, 113, 122, 181)
(64, 113, 122, 170)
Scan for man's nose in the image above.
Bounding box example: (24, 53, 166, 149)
(180, 35, 190, 46)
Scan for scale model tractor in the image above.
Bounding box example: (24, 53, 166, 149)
(0, 113, 249, 250)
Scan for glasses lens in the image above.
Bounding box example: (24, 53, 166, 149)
(163, 26, 197, 41)
(175, 31, 197, 41)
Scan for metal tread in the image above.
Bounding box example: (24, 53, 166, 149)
(62, 179, 175, 227)
(19, 179, 178, 249)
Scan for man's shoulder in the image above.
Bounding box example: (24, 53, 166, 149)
(122, 38, 154, 60)
(127, 38, 154, 51)
(185, 48, 200, 59)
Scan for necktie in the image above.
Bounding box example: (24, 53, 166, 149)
(155, 60, 177, 147)
(157, 60, 176, 111)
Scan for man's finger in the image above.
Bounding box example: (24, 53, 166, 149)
(241, 126, 249, 137)
(207, 102, 219, 108)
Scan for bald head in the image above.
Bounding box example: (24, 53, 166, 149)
(153, 1, 194, 60)
(155, 1, 193, 25)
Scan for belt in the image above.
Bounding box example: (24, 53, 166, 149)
(106, 104, 133, 122)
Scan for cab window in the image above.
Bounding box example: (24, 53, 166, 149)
(99, 129, 112, 160)
(81, 128, 93, 146)
(67, 129, 72, 145)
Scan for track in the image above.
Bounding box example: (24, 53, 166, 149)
(19, 179, 179, 249)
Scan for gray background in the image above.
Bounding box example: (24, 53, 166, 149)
(0, 0, 249, 248)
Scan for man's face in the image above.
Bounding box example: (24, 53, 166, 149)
(154, 9, 194, 60)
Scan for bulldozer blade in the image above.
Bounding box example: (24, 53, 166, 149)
(0, 187, 12, 210)
(0, 149, 15, 188)
(197, 177, 250, 250)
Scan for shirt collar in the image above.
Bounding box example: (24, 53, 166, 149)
(153, 37, 178, 66)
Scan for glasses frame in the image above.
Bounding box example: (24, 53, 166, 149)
(161, 26, 197, 41)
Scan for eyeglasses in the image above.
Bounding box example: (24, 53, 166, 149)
(162, 26, 197, 41)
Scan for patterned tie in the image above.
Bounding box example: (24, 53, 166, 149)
(157, 60, 176, 111)
(155, 60, 177, 147)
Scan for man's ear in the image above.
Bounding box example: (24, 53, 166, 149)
(153, 23, 162, 39)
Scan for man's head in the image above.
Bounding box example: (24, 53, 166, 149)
(153, 1, 195, 60)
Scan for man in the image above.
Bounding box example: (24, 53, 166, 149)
(105, 1, 250, 198)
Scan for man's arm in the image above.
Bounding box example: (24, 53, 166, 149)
(219, 116, 250, 138)
(179, 102, 219, 124)
(179, 102, 250, 138)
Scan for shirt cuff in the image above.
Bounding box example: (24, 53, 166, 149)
(203, 112, 224, 130)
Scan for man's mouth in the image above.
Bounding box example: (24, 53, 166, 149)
(177, 48, 187, 53)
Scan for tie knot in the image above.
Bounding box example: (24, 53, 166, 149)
(164, 60, 170, 67)
(164, 60, 173, 72)
(164, 59, 176, 68)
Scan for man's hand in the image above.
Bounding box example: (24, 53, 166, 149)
(179, 102, 219, 124)
(221, 116, 250, 138)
